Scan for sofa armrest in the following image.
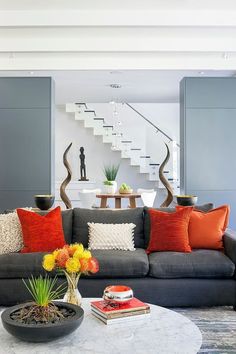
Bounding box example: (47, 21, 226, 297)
(223, 229, 236, 264)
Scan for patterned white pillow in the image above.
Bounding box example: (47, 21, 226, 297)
(0, 212, 24, 254)
(88, 223, 136, 251)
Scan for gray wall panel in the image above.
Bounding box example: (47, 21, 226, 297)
(185, 78, 236, 108)
(0, 77, 54, 212)
(185, 108, 236, 190)
(0, 77, 51, 108)
(180, 77, 236, 229)
(179, 79, 186, 193)
(0, 109, 51, 190)
(0, 190, 50, 211)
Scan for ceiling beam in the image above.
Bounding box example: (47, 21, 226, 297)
(0, 10, 236, 27)
(0, 52, 235, 70)
(0, 2, 235, 71)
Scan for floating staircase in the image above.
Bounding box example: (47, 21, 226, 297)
(65, 103, 179, 192)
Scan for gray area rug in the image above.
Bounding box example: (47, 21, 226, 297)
(176, 307, 236, 354)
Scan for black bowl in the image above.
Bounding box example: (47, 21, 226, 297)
(1, 301, 84, 343)
(176, 195, 198, 206)
(34, 195, 55, 210)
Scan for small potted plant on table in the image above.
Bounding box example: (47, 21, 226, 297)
(103, 164, 120, 194)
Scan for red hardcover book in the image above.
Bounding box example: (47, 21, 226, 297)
(91, 298, 150, 316)
(92, 309, 150, 325)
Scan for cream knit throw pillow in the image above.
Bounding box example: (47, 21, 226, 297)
(88, 223, 136, 251)
(0, 212, 24, 254)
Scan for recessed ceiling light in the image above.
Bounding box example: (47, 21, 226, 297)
(110, 84, 122, 89)
(28, 71, 34, 75)
(198, 71, 205, 75)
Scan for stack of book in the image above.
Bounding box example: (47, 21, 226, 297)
(91, 298, 150, 325)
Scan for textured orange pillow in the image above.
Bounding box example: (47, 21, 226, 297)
(146, 208, 193, 254)
(176, 205, 230, 250)
(17, 207, 66, 253)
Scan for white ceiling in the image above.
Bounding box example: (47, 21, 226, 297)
(0, 1, 236, 72)
(1, 0, 235, 11)
(0, 70, 234, 103)
(0, 0, 235, 103)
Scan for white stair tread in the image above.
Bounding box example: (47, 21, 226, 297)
(67, 102, 176, 186)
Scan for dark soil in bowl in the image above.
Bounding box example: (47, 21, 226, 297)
(10, 303, 76, 325)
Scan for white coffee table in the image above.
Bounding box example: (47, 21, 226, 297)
(0, 298, 202, 354)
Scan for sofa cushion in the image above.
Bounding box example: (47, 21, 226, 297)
(0, 212, 24, 255)
(0, 248, 149, 279)
(149, 249, 235, 279)
(143, 203, 214, 248)
(146, 208, 192, 253)
(4, 208, 73, 245)
(38, 209, 73, 244)
(83, 248, 149, 278)
(72, 208, 145, 248)
(17, 207, 66, 253)
(176, 205, 229, 250)
(88, 222, 136, 251)
(0, 252, 48, 279)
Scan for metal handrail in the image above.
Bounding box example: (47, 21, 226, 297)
(125, 103, 180, 148)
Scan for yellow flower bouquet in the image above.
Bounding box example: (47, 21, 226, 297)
(43, 244, 99, 306)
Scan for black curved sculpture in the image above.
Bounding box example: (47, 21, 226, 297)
(60, 142, 72, 209)
(159, 143, 174, 207)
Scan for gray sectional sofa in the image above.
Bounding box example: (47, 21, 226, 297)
(1, 206, 236, 308)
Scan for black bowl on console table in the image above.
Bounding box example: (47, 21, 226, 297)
(34, 195, 55, 210)
(176, 195, 198, 206)
(1, 301, 84, 343)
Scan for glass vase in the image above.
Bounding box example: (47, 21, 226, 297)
(63, 272, 82, 306)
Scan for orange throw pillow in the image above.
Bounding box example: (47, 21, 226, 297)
(17, 207, 66, 253)
(146, 208, 193, 254)
(176, 205, 230, 250)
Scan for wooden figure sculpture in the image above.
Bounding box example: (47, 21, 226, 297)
(159, 143, 174, 207)
(60, 142, 72, 209)
(79, 147, 89, 181)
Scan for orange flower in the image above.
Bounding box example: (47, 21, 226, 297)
(62, 244, 74, 257)
(80, 258, 89, 273)
(55, 249, 69, 268)
(88, 257, 99, 273)
(69, 244, 83, 256)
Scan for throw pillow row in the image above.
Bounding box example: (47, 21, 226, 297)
(0, 207, 136, 253)
(0, 205, 230, 254)
(146, 205, 229, 254)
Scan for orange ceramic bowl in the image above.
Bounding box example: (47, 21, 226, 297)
(103, 285, 133, 304)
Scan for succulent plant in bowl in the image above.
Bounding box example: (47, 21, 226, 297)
(1, 275, 84, 342)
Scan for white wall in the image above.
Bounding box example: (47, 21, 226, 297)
(132, 103, 179, 168)
(55, 103, 179, 207)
